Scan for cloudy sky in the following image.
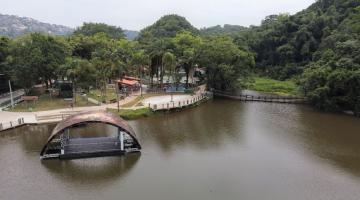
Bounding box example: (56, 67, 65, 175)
(1, 0, 315, 30)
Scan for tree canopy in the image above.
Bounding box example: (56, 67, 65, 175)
(74, 22, 125, 39)
(137, 15, 198, 41)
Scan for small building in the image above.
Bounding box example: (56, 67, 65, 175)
(55, 80, 73, 98)
(40, 111, 141, 159)
(116, 77, 140, 93)
(123, 76, 140, 81)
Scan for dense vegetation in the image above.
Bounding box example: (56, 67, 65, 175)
(0, 14, 254, 99)
(0, 0, 359, 115)
(74, 22, 125, 39)
(137, 15, 199, 40)
(236, 0, 360, 114)
(200, 24, 247, 37)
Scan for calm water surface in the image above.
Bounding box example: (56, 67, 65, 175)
(1, 100, 360, 200)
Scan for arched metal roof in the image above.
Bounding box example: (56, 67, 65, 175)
(40, 111, 141, 156)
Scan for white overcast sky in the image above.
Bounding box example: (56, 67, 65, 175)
(1, 0, 315, 30)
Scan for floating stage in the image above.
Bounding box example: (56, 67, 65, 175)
(40, 111, 141, 159)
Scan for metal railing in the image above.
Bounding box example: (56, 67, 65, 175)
(148, 93, 209, 111)
(35, 111, 81, 122)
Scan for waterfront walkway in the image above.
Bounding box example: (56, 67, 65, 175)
(0, 85, 208, 131)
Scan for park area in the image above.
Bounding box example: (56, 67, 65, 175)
(8, 94, 95, 112)
(248, 77, 301, 97)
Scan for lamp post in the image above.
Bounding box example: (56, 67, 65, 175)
(0, 74, 13, 108)
(139, 65, 143, 98)
(8, 79, 14, 108)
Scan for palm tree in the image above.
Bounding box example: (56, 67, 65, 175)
(147, 39, 169, 88)
(162, 52, 176, 85)
(131, 50, 149, 97)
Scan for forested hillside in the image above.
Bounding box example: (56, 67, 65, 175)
(73, 22, 126, 39)
(200, 24, 247, 37)
(240, 0, 359, 79)
(233, 0, 360, 114)
(137, 15, 199, 40)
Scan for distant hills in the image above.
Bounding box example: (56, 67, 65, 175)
(0, 13, 249, 40)
(0, 14, 139, 40)
(0, 14, 73, 37)
(124, 30, 139, 40)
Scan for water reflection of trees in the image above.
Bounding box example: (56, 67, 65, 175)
(131, 100, 246, 153)
(5, 123, 117, 153)
(0, 124, 55, 152)
(42, 153, 140, 185)
(298, 107, 360, 177)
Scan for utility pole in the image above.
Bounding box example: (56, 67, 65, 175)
(140, 65, 143, 98)
(8, 80, 14, 108)
(115, 81, 120, 112)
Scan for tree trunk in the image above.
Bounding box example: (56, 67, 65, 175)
(73, 82, 76, 104)
(45, 78, 49, 89)
(49, 78, 53, 88)
(103, 78, 107, 103)
(160, 62, 164, 89)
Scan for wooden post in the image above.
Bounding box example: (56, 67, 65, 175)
(120, 132, 124, 151)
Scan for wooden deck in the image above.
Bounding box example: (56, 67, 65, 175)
(213, 91, 307, 104)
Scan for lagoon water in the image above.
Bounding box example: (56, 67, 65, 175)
(1, 99, 360, 200)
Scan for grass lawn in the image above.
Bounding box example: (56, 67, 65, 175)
(107, 108, 153, 120)
(248, 77, 301, 96)
(8, 94, 95, 112)
(87, 89, 117, 103)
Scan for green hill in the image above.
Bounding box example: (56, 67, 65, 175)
(137, 14, 198, 40)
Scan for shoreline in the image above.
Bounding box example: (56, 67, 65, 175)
(0, 86, 211, 132)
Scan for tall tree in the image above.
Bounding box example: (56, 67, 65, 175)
(90, 34, 124, 102)
(173, 31, 202, 88)
(9, 33, 70, 92)
(162, 52, 176, 84)
(199, 36, 255, 91)
(131, 50, 149, 96)
(0, 36, 10, 74)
